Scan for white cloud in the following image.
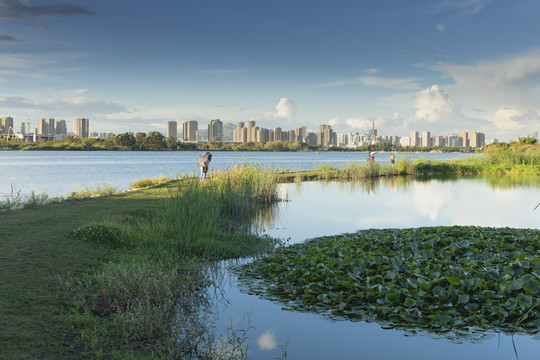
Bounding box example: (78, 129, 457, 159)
(257, 330, 277, 351)
(409, 84, 457, 124)
(432, 0, 492, 15)
(261, 97, 297, 126)
(435, 24, 446, 32)
(316, 75, 420, 90)
(328, 117, 340, 126)
(431, 49, 540, 108)
(492, 107, 540, 133)
(365, 68, 379, 74)
(345, 117, 372, 130)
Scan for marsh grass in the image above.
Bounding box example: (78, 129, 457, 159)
(73, 182, 118, 198)
(130, 174, 172, 189)
(63, 166, 283, 358)
(0, 189, 50, 210)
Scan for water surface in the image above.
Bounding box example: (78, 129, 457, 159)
(0, 150, 476, 198)
(214, 177, 540, 360)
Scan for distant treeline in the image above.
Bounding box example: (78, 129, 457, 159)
(0, 131, 515, 153)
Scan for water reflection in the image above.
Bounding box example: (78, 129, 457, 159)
(211, 176, 540, 360)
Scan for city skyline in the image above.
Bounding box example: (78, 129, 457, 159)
(0, 1, 539, 142)
(0, 115, 510, 147)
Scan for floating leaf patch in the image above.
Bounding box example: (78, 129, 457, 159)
(237, 226, 540, 338)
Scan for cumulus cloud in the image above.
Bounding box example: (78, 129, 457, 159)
(492, 107, 540, 133)
(0, 0, 93, 19)
(409, 84, 457, 124)
(257, 330, 277, 351)
(262, 97, 296, 120)
(328, 117, 340, 126)
(431, 49, 540, 107)
(345, 117, 372, 130)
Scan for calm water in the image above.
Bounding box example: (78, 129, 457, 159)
(214, 177, 540, 360)
(0, 150, 476, 198)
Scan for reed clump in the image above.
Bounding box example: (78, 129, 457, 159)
(63, 165, 282, 358)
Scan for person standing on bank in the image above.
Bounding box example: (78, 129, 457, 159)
(197, 152, 212, 182)
(390, 153, 395, 166)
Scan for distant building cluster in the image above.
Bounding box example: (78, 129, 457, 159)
(404, 130, 486, 148)
(2, 114, 538, 147)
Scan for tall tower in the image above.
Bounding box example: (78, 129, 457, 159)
(167, 121, 178, 139)
(38, 118, 55, 135)
(1, 116, 14, 134)
(73, 118, 89, 138)
(56, 120, 67, 135)
(208, 119, 223, 141)
(182, 120, 198, 142)
(410, 131, 419, 146)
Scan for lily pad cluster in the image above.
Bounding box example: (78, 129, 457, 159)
(238, 226, 540, 337)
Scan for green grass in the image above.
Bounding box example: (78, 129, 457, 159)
(0, 166, 283, 359)
(0, 183, 171, 358)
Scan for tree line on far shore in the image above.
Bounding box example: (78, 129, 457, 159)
(2, 131, 534, 153)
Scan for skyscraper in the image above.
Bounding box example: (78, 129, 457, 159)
(208, 119, 223, 142)
(56, 120, 67, 135)
(410, 131, 419, 146)
(246, 120, 256, 142)
(73, 118, 89, 138)
(421, 131, 431, 147)
(469, 132, 485, 148)
(1, 116, 14, 134)
(38, 118, 55, 135)
(233, 121, 244, 142)
(459, 132, 469, 147)
(183, 120, 198, 142)
(167, 121, 178, 139)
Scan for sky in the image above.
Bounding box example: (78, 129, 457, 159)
(0, 0, 539, 141)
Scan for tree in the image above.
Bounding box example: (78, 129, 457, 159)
(143, 131, 166, 150)
(115, 132, 136, 149)
(165, 136, 178, 150)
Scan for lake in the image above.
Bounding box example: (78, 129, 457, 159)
(3, 150, 538, 359)
(0, 150, 476, 198)
(213, 177, 540, 360)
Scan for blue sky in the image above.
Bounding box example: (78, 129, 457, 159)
(1, 0, 539, 141)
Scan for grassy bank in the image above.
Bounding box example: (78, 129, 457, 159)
(274, 144, 540, 182)
(0, 166, 282, 359)
(1, 146, 538, 358)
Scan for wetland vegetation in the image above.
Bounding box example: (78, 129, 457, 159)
(0, 141, 539, 358)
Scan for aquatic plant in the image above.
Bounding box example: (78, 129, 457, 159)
(73, 182, 118, 198)
(238, 226, 540, 339)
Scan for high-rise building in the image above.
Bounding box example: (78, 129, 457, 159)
(38, 118, 55, 135)
(469, 132, 485, 148)
(56, 120, 67, 135)
(73, 118, 89, 138)
(233, 121, 244, 142)
(459, 132, 469, 147)
(296, 126, 307, 142)
(246, 120, 256, 142)
(433, 136, 446, 147)
(1, 116, 14, 134)
(208, 119, 223, 142)
(183, 120, 198, 142)
(167, 121, 178, 139)
(256, 127, 269, 143)
(448, 134, 460, 147)
(410, 131, 419, 146)
(421, 131, 431, 147)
